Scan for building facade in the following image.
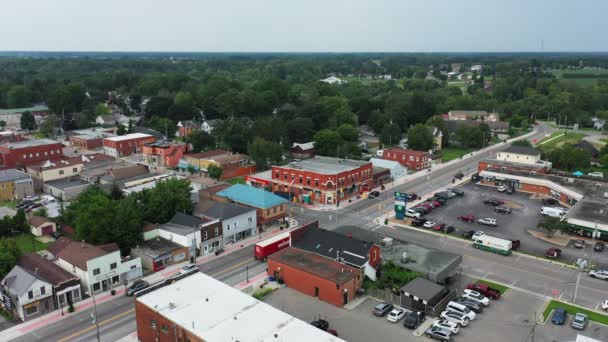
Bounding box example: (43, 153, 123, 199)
(382, 148, 429, 170)
(270, 156, 373, 205)
(68, 128, 116, 150)
(198, 201, 257, 245)
(216, 184, 288, 227)
(102, 133, 155, 157)
(0, 106, 49, 128)
(0, 169, 34, 200)
(0, 139, 64, 169)
(0, 266, 54, 321)
(141, 142, 187, 168)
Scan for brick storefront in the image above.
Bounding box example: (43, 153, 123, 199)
(0, 139, 64, 169)
(135, 301, 204, 342)
(382, 148, 429, 170)
(103, 133, 155, 158)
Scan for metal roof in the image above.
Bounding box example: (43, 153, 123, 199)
(217, 184, 287, 209)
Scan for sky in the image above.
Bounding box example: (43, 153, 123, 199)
(2, 0, 607, 52)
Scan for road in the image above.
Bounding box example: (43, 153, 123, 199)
(9, 247, 264, 342)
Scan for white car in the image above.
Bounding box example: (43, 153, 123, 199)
(386, 308, 407, 323)
(405, 209, 421, 219)
(478, 218, 497, 227)
(472, 231, 486, 239)
(440, 310, 469, 327)
(589, 270, 608, 280)
(497, 185, 508, 192)
(462, 289, 490, 307)
(179, 263, 199, 275)
(601, 300, 608, 311)
(423, 221, 437, 229)
(432, 319, 460, 334)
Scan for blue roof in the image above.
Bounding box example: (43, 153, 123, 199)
(217, 184, 287, 209)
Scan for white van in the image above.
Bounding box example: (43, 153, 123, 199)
(405, 209, 421, 218)
(540, 206, 566, 218)
(446, 301, 477, 320)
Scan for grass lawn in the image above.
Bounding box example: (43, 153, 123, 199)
(8, 234, 51, 253)
(226, 177, 246, 185)
(440, 148, 474, 162)
(537, 132, 585, 150)
(542, 300, 608, 325)
(0, 200, 17, 208)
(475, 279, 510, 295)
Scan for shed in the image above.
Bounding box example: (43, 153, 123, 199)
(400, 277, 452, 315)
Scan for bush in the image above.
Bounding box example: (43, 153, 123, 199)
(253, 288, 274, 300)
(374, 261, 421, 290)
(68, 303, 75, 313)
(0, 308, 13, 321)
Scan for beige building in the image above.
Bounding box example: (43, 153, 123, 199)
(26, 154, 113, 191)
(496, 145, 541, 165)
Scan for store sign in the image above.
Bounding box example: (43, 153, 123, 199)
(395, 200, 406, 207)
(245, 176, 270, 186)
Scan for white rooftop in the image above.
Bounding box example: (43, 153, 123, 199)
(370, 158, 405, 170)
(137, 272, 344, 342)
(103, 133, 152, 142)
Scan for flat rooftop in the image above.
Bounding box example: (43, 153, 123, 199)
(269, 247, 359, 284)
(278, 156, 370, 174)
(1, 138, 61, 149)
(103, 133, 152, 142)
(45, 177, 90, 190)
(132, 238, 184, 259)
(137, 272, 344, 342)
(70, 128, 115, 140)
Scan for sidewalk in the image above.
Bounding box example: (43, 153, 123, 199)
(0, 219, 298, 339)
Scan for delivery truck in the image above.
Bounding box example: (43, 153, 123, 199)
(473, 235, 513, 256)
(254, 231, 291, 260)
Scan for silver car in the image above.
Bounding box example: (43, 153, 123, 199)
(571, 313, 588, 330)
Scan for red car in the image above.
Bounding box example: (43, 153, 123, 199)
(433, 224, 455, 233)
(427, 200, 442, 207)
(466, 283, 501, 300)
(420, 203, 434, 210)
(545, 247, 561, 259)
(457, 215, 476, 222)
(433, 223, 446, 231)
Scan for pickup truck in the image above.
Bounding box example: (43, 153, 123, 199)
(466, 283, 501, 300)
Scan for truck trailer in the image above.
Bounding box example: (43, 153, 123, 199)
(473, 235, 512, 256)
(254, 231, 291, 260)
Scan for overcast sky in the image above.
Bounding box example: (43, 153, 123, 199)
(2, 0, 607, 52)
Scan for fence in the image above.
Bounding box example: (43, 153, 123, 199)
(367, 288, 401, 306)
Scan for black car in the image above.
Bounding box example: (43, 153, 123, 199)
(434, 192, 450, 200)
(310, 319, 329, 331)
(412, 207, 428, 215)
(506, 187, 514, 194)
(411, 218, 427, 227)
(462, 230, 476, 239)
(369, 191, 380, 198)
(483, 198, 502, 206)
(454, 172, 464, 180)
(373, 302, 394, 316)
(126, 280, 149, 296)
(594, 242, 605, 252)
(543, 198, 559, 205)
(455, 297, 484, 313)
(446, 188, 464, 196)
(407, 193, 419, 201)
(494, 206, 512, 214)
(403, 311, 425, 329)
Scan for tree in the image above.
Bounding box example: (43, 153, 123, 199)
(538, 216, 570, 237)
(94, 103, 111, 118)
(143, 116, 175, 139)
(139, 178, 193, 224)
(0, 238, 20, 279)
(313, 129, 343, 157)
(336, 124, 359, 142)
(111, 196, 143, 253)
(207, 164, 223, 180)
(33, 207, 48, 218)
(116, 123, 127, 136)
(174, 91, 195, 109)
(48, 86, 72, 115)
(380, 123, 402, 146)
(247, 137, 283, 171)
(20, 111, 36, 131)
(512, 139, 532, 147)
(548, 144, 591, 171)
(426, 115, 448, 147)
(7, 85, 31, 108)
(407, 124, 434, 151)
(190, 131, 215, 152)
(39, 115, 59, 138)
(13, 209, 28, 234)
(286, 117, 315, 144)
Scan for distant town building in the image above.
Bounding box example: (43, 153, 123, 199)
(0, 169, 34, 200)
(102, 133, 155, 157)
(197, 201, 257, 245)
(176, 120, 200, 137)
(215, 184, 288, 227)
(68, 128, 116, 150)
(320, 76, 346, 84)
(291, 142, 315, 159)
(201, 119, 223, 134)
(382, 148, 430, 170)
(141, 141, 187, 168)
(0, 139, 64, 169)
(0, 106, 49, 129)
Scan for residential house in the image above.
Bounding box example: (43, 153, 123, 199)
(29, 216, 56, 236)
(0, 139, 64, 169)
(197, 201, 257, 245)
(201, 119, 223, 134)
(176, 120, 200, 137)
(0, 169, 34, 201)
(383, 148, 430, 170)
(291, 142, 315, 159)
(95, 115, 115, 126)
(48, 238, 142, 295)
(141, 141, 187, 168)
(0, 266, 54, 321)
(216, 184, 288, 227)
(102, 133, 155, 158)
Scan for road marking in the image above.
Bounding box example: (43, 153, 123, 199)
(511, 280, 518, 286)
(210, 258, 254, 278)
(559, 292, 565, 299)
(31, 331, 41, 339)
(595, 303, 600, 311)
(57, 308, 134, 342)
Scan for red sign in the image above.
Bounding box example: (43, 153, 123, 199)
(552, 289, 558, 296)
(245, 175, 270, 186)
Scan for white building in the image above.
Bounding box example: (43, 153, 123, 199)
(198, 201, 257, 245)
(370, 158, 407, 180)
(0, 266, 54, 321)
(496, 145, 541, 165)
(201, 119, 223, 134)
(320, 76, 345, 84)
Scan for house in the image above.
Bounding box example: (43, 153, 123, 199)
(95, 115, 115, 126)
(358, 135, 381, 153)
(0, 266, 54, 321)
(267, 247, 363, 307)
(447, 110, 488, 121)
(48, 238, 142, 296)
(216, 184, 288, 227)
(592, 117, 605, 130)
(29, 216, 56, 236)
(320, 76, 346, 84)
(141, 141, 187, 168)
(17, 253, 82, 311)
(176, 120, 200, 137)
(0, 139, 64, 169)
(43, 177, 91, 201)
(201, 119, 223, 134)
(291, 142, 315, 159)
(197, 201, 257, 245)
(370, 158, 407, 180)
(134, 272, 344, 342)
(152, 213, 204, 259)
(68, 128, 116, 150)
(383, 148, 430, 170)
(130, 238, 190, 272)
(179, 149, 256, 180)
(445, 119, 510, 135)
(431, 126, 443, 151)
(0, 169, 34, 201)
(102, 133, 156, 158)
(0, 106, 49, 128)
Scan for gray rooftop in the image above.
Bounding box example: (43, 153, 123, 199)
(502, 145, 541, 156)
(169, 212, 203, 227)
(198, 201, 255, 221)
(1, 139, 61, 150)
(1, 265, 49, 296)
(45, 177, 90, 190)
(400, 277, 447, 303)
(280, 156, 370, 174)
(132, 238, 184, 258)
(0, 169, 31, 182)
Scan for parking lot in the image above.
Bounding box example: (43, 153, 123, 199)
(540, 311, 608, 341)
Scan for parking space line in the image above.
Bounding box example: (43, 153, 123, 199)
(481, 271, 489, 278)
(559, 292, 565, 299)
(371, 225, 382, 231)
(595, 303, 600, 311)
(511, 280, 518, 286)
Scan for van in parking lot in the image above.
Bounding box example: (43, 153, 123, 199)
(540, 206, 566, 218)
(446, 301, 477, 320)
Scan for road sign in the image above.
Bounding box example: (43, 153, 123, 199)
(395, 200, 406, 207)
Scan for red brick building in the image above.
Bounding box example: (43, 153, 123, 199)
(141, 142, 187, 168)
(270, 156, 373, 205)
(382, 148, 429, 170)
(102, 133, 155, 158)
(0, 139, 64, 169)
(68, 128, 116, 150)
(268, 247, 363, 307)
(176, 120, 200, 138)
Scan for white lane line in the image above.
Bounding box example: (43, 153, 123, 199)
(559, 292, 565, 299)
(511, 280, 518, 286)
(481, 272, 489, 279)
(371, 225, 382, 231)
(595, 303, 600, 311)
(31, 332, 41, 339)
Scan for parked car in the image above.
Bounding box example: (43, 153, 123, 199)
(494, 206, 512, 214)
(432, 319, 460, 335)
(594, 242, 605, 252)
(407, 193, 419, 201)
(425, 326, 453, 341)
(551, 307, 567, 325)
(412, 207, 428, 215)
(327, 329, 338, 336)
(506, 187, 514, 194)
(589, 270, 608, 280)
(466, 283, 501, 300)
(373, 302, 394, 316)
(454, 172, 464, 180)
(429, 197, 447, 205)
(438, 225, 455, 234)
(511, 240, 521, 250)
(462, 289, 490, 306)
(403, 311, 425, 329)
(571, 313, 588, 330)
(446, 188, 464, 196)
(478, 218, 497, 227)
(545, 247, 562, 259)
(179, 263, 199, 274)
(440, 310, 469, 327)
(433, 223, 446, 231)
(462, 230, 476, 239)
(423, 221, 437, 229)
(310, 319, 329, 331)
(405, 209, 421, 218)
(601, 299, 608, 311)
(369, 191, 380, 198)
(454, 297, 484, 313)
(483, 198, 504, 206)
(542, 198, 559, 205)
(457, 215, 476, 222)
(442, 191, 458, 199)
(573, 240, 586, 249)
(434, 192, 451, 200)
(497, 185, 508, 192)
(25, 203, 42, 212)
(386, 308, 407, 323)
(126, 280, 149, 296)
(472, 231, 486, 239)
(420, 202, 434, 210)
(445, 301, 476, 320)
(411, 218, 427, 227)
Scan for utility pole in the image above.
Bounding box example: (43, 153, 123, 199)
(91, 288, 101, 342)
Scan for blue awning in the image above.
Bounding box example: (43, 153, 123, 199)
(177, 160, 197, 170)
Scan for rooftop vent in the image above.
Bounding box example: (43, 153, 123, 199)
(169, 302, 176, 309)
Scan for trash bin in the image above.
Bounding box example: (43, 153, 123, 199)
(111, 289, 116, 296)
